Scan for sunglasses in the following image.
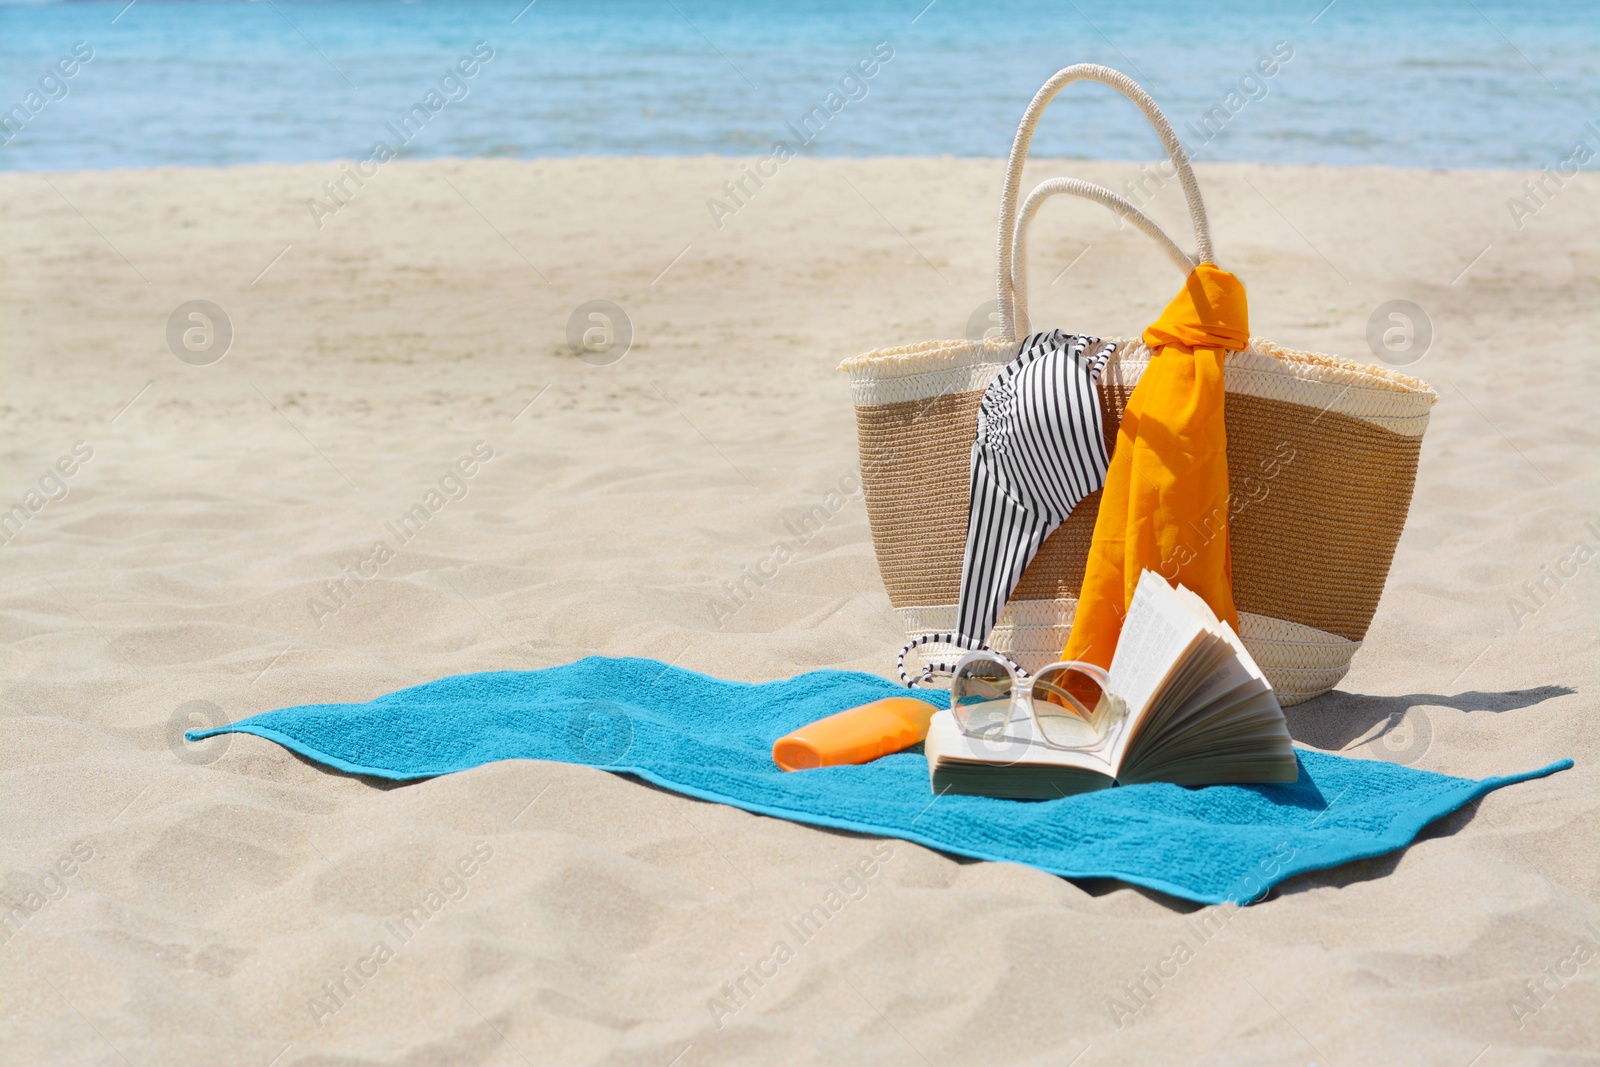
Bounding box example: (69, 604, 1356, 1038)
(950, 651, 1128, 752)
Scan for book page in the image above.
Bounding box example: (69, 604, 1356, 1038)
(1171, 582, 1221, 627)
(1121, 689, 1297, 785)
(1115, 592, 1295, 785)
(1139, 657, 1231, 734)
(1173, 582, 1274, 696)
(1214, 615, 1274, 694)
(1127, 690, 1286, 770)
(1106, 571, 1209, 724)
(1105, 573, 1206, 716)
(1144, 584, 1271, 734)
(1150, 640, 1262, 737)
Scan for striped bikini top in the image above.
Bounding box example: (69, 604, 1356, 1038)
(900, 330, 1114, 684)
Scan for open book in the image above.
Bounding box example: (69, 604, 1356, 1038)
(924, 571, 1298, 799)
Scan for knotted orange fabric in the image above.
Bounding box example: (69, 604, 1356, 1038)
(1062, 263, 1249, 668)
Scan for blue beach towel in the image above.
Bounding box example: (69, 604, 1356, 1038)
(188, 656, 1569, 905)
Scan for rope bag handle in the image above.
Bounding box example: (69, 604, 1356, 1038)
(997, 64, 1213, 340)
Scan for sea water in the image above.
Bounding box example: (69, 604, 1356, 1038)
(0, 0, 1594, 171)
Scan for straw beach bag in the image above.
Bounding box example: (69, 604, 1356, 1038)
(841, 65, 1438, 705)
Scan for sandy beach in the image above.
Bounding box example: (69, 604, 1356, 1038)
(1, 156, 1595, 1065)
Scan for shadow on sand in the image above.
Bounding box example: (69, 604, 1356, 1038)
(1282, 685, 1573, 753)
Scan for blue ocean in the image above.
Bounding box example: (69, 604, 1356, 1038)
(0, 0, 1594, 171)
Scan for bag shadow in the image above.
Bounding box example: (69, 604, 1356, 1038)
(1282, 685, 1574, 753)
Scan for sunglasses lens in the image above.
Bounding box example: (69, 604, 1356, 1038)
(1031, 664, 1122, 749)
(951, 658, 1014, 738)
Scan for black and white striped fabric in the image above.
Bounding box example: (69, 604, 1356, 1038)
(897, 331, 1114, 685)
(960, 330, 1113, 640)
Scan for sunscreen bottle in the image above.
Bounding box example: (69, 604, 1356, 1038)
(772, 697, 940, 771)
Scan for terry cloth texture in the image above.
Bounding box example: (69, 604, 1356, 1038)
(188, 656, 1570, 905)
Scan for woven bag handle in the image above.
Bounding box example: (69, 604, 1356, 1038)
(997, 64, 1212, 340)
(1010, 178, 1197, 337)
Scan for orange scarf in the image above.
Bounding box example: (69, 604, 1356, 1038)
(1062, 263, 1248, 667)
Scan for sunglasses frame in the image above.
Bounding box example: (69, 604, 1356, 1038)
(949, 649, 1128, 753)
